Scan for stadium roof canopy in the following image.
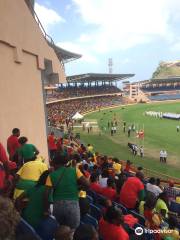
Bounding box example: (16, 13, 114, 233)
(48, 42, 82, 63)
(27, 0, 82, 63)
(144, 77, 180, 85)
(66, 73, 135, 83)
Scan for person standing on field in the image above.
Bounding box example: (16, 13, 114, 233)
(163, 150, 167, 163)
(176, 125, 179, 132)
(160, 150, 163, 163)
(140, 146, 144, 158)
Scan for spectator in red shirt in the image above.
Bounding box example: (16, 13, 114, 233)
(0, 142, 16, 195)
(99, 206, 129, 240)
(119, 172, 145, 209)
(47, 132, 57, 160)
(67, 143, 74, 156)
(90, 173, 102, 194)
(101, 178, 117, 201)
(0, 162, 6, 192)
(124, 160, 132, 172)
(83, 164, 91, 179)
(0, 142, 8, 163)
(7, 128, 20, 160)
(78, 144, 86, 156)
(0, 142, 17, 170)
(56, 137, 63, 150)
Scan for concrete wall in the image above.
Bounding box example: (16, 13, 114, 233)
(0, 0, 66, 161)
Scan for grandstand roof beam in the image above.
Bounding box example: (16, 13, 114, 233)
(66, 73, 135, 83)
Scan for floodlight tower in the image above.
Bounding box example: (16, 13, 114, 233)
(108, 58, 113, 74)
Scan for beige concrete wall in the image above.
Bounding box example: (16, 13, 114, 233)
(0, 0, 66, 161)
(0, 42, 48, 159)
(0, 0, 66, 83)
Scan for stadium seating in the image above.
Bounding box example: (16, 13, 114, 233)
(149, 94, 180, 101)
(129, 210, 146, 226)
(81, 214, 98, 229)
(90, 204, 102, 221)
(141, 85, 180, 92)
(113, 202, 128, 214)
(46, 85, 121, 101)
(169, 201, 180, 215)
(16, 218, 42, 240)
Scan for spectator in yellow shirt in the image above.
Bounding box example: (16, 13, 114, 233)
(14, 157, 48, 199)
(113, 158, 122, 175)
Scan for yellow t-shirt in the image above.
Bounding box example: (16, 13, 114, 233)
(17, 159, 48, 181)
(87, 146, 93, 153)
(176, 196, 180, 204)
(113, 163, 122, 174)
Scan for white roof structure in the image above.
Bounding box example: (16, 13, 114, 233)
(72, 112, 84, 120)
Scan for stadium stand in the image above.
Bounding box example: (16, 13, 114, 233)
(45, 73, 134, 103)
(1, 1, 180, 240)
(140, 78, 180, 102)
(0, 127, 180, 240)
(141, 85, 180, 92)
(149, 94, 180, 101)
(47, 95, 123, 127)
(46, 85, 121, 101)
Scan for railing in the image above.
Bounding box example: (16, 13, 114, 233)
(26, 0, 66, 67)
(26, 0, 54, 46)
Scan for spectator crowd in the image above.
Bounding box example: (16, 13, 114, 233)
(46, 85, 121, 102)
(0, 127, 179, 240)
(47, 95, 123, 127)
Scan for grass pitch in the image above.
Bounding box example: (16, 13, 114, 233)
(79, 102, 180, 179)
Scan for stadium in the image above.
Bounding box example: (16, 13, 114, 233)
(0, 0, 179, 240)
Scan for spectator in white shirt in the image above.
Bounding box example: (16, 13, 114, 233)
(99, 169, 109, 187)
(146, 177, 162, 197)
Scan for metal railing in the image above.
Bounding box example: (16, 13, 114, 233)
(26, 0, 55, 46)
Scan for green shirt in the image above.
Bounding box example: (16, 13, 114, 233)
(22, 185, 46, 228)
(18, 144, 37, 160)
(47, 167, 79, 201)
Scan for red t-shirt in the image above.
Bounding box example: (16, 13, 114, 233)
(0, 143, 16, 170)
(67, 146, 73, 156)
(119, 177, 144, 209)
(7, 135, 20, 158)
(0, 143, 8, 163)
(84, 171, 90, 179)
(48, 135, 57, 150)
(90, 182, 103, 194)
(99, 218, 129, 240)
(56, 138, 63, 149)
(124, 164, 131, 172)
(101, 187, 117, 201)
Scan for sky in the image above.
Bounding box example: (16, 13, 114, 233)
(35, 0, 180, 81)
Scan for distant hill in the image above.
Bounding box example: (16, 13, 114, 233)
(152, 61, 180, 79)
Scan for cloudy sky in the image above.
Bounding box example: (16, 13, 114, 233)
(35, 0, 180, 81)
